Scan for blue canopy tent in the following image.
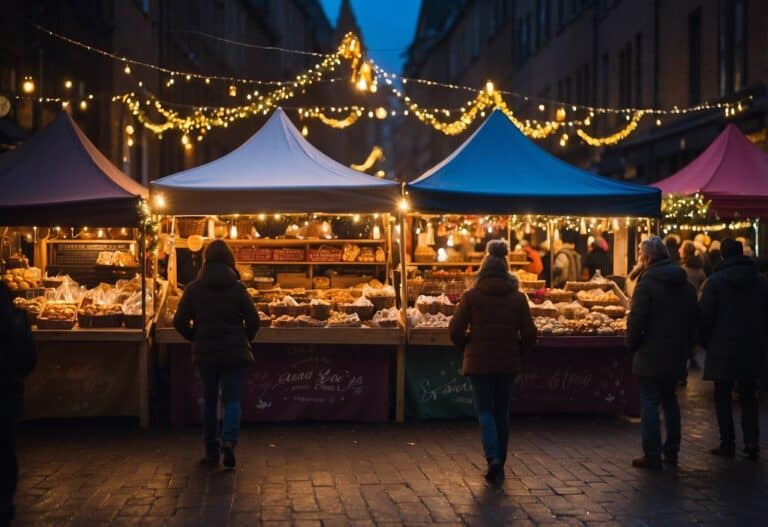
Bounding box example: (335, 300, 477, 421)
(407, 110, 661, 217)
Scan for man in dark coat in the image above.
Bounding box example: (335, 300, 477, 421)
(699, 239, 768, 460)
(0, 283, 37, 526)
(174, 241, 259, 468)
(450, 240, 537, 484)
(627, 237, 699, 470)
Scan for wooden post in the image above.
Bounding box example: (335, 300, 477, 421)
(547, 220, 555, 286)
(396, 187, 409, 424)
(613, 221, 629, 276)
(138, 339, 149, 429)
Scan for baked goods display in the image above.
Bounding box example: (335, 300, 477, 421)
(415, 294, 454, 315)
(575, 289, 622, 307)
(415, 312, 452, 329)
(296, 315, 327, 327)
(2, 267, 42, 292)
(37, 302, 78, 329)
(96, 250, 136, 267)
(529, 300, 558, 318)
(13, 297, 45, 324)
(327, 312, 362, 327)
(372, 308, 400, 328)
(542, 288, 574, 303)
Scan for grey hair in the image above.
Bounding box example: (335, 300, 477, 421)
(640, 236, 670, 263)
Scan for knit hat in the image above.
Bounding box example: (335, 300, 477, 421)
(720, 238, 743, 259)
(204, 239, 236, 269)
(594, 237, 609, 252)
(479, 239, 510, 276)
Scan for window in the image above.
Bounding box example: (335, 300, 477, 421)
(634, 33, 642, 106)
(618, 42, 632, 107)
(576, 68, 583, 105)
(601, 53, 609, 106)
(688, 8, 702, 105)
(719, 0, 748, 96)
(582, 63, 591, 106)
(493, 0, 507, 28)
(565, 76, 572, 102)
(557, 0, 565, 29)
(536, 0, 550, 48)
(526, 12, 533, 55)
(473, 8, 482, 57)
(733, 0, 747, 90)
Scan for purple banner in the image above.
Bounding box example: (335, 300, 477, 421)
(170, 344, 390, 424)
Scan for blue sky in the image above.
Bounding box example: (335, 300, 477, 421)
(319, 0, 421, 74)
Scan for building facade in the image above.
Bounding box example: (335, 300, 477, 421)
(0, 0, 379, 185)
(399, 0, 767, 182)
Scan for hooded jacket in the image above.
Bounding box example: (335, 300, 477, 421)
(699, 255, 768, 381)
(449, 272, 537, 375)
(0, 284, 36, 418)
(627, 258, 699, 379)
(173, 260, 259, 367)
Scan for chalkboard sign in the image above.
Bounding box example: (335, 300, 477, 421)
(47, 241, 135, 287)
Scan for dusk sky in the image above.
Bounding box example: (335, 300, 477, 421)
(319, 0, 421, 74)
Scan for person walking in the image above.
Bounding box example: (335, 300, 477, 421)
(174, 240, 259, 469)
(449, 240, 537, 484)
(699, 239, 768, 460)
(0, 283, 36, 527)
(627, 237, 698, 470)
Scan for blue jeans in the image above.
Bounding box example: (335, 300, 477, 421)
(197, 365, 245, 456)
(638, 377, 681, 461)
(469, 375, 514, 464)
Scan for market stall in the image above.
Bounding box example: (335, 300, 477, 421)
(0, 112, 156, 428)
(652, 124, 768, 252)
(402, 110, 661, 418)
(151, 108, 406, 424)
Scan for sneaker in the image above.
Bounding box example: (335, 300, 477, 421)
(632, 456, 662, 470)
(710, 444, 736, 458)
(222, 441, 236, 469)
(484, 459, 504, 485)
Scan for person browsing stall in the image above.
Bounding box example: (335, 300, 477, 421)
(174, 240, 259, 469)
(449, 240, 537, 485)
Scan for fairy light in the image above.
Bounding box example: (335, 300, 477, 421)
(64, 79, 73, 90)
(22, 77, 35, 94)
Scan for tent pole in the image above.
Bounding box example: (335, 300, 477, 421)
(547, 219, 554, 287)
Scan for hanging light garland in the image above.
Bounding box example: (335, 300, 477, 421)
(35, 25, 752, 147)
(661, 193, 711, 224)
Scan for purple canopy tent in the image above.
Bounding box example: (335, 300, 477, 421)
(0, 112, 147, 226)
(652, 124, 768, 218)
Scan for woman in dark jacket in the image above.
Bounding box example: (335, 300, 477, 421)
(449, 240, 537, 484)
(174, 240, 259, 468)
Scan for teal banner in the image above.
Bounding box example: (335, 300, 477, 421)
(405, 347, 475, 419)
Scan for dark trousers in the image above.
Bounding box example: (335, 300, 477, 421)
(714, 378, 759, 447)
(197, 365, 245, 456)
(638, 377, 681, 461)
(468, 375, 514, 465)
(0, 417, 17, 527)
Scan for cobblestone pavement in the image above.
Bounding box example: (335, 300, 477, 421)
(13, 375, 768, 527)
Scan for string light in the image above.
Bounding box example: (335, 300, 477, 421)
(22, 77, 35, 94)
(576, 111, 644, 146)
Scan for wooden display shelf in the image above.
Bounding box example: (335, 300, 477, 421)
(407, 261, 529, 267)
(32, 327, 146, 342)
(176, 238, 385, 249)
(240, 261, 388, 266)
(156, 326, 402, 346)
(407, 328, 627, 349)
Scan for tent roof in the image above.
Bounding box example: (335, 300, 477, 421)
(0, 112, 147, 226)
(152, 108, 400, 214)
(408, 110, 661, 217)
(652, 124, 768, 218)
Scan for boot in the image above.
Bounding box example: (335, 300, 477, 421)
(222, 441, 236, 469)
(484, 459, 504, 485)
(632, 456, 662, 470)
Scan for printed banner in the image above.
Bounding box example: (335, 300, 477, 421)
(406, 344, 639, 419)
(171, 344, 390, 424)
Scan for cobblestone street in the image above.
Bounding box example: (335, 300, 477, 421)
(14, 376, 768, 526)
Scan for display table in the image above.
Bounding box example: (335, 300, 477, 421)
(26, 328, 151, 428)
(406, 330, 639, 419)
(157, 327, 405, 425)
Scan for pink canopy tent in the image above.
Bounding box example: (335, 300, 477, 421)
(652, 124, 768, 218)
